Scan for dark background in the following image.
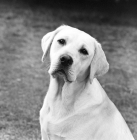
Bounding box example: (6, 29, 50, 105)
(0, 0, 137, 139)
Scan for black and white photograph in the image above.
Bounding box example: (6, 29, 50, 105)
(0, 0, 136, 139)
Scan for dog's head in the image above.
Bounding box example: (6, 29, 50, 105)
(41, 25, 109, 83)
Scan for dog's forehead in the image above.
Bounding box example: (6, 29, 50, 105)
(54, 27, 80, 39)
(55, 27, 94, 43)
(52, 26, 96, 54)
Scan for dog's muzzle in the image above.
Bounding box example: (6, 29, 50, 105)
(51, 55, 73, 82)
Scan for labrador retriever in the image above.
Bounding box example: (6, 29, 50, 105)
(40, 25, 135, 140)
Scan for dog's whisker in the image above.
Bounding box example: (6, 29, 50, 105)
(45, 61, 51, 70)
(46, 63, 50, 69)
(68, 69, 74, 75)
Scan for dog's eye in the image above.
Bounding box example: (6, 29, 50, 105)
(79, 48, 88, 55)
(57, 39, 66, 45)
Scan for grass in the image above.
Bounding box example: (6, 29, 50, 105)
(0, 1, 137, 139)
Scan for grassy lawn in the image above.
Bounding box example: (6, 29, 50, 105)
(0, 1, 137, 139)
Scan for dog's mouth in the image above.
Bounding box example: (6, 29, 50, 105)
(52, 68, 72, 83)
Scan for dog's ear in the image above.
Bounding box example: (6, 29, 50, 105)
(89, 40, 109, 83)
(41, 25, 66, 62)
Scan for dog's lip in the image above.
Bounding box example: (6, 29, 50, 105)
(53, 69, 66, 76)
(52, 69, 72, 83)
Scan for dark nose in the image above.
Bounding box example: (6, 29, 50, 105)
(60, 55, 73, 67)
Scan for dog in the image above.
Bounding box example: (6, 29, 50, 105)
(40, 25, 135, 140)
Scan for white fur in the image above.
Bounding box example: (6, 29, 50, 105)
(40, 25, 135, 140)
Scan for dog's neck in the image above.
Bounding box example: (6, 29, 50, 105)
(47, 75, 107, 119)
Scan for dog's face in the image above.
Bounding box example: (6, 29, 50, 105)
(49, 27, 95, 82)
(41, 25, 109, 83)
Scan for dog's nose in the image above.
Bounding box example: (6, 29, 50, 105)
(60, 55, 73, 67)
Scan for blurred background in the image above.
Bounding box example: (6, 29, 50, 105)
(0, 0, 137, 139)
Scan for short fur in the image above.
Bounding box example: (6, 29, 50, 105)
(40, 25, 134, 140)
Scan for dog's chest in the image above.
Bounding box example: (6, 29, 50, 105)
(45, 110, 97, 138)
(47, 119, 71, 136)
